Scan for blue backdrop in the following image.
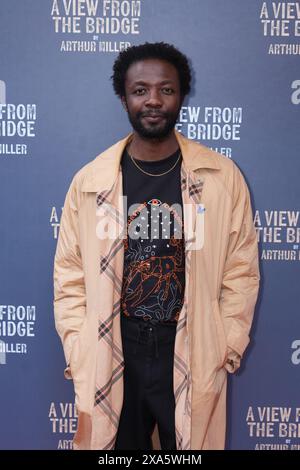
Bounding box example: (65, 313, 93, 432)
(1, 0, 300, 450)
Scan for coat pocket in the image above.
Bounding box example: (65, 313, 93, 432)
(69, 316, 89, 379)
(211, 299, 227, 368)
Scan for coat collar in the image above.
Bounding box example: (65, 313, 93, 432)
(81, 130, 220, 192)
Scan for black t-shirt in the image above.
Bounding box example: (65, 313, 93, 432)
(121, 148, 185, 324)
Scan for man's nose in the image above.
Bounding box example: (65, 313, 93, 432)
(145, 89, 162, 107)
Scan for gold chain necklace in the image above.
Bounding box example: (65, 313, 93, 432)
(128, 150, 181, 177)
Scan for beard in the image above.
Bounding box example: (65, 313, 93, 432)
(126, 106, 181, 140)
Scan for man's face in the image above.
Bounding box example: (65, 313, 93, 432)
(122, 59, 182, 139)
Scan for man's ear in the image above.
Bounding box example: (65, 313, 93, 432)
(121, 96, 127, 111)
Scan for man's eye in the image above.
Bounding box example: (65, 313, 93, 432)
(134, 88, 146, 95)
(162, 88, 174, 94)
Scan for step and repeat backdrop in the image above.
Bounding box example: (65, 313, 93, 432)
(0, 0, 299, 450)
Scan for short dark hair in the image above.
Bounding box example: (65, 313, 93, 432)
(111, 42, 191, 99)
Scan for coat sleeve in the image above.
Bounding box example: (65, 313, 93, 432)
(219, 164, 260, 373)
(53, 176, 86, 379)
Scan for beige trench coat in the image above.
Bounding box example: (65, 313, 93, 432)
(54, 131, 259, 450)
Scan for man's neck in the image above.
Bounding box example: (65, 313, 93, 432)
(128, 131, 179, 162)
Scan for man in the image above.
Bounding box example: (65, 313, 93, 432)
(53, 42, 260, 450)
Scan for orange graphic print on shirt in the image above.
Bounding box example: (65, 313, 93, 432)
(121, 199, 185, 323)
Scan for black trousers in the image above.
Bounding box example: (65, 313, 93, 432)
(115, 315, 177, 450)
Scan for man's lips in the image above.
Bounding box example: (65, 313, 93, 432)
(142, 113, 165, 122)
